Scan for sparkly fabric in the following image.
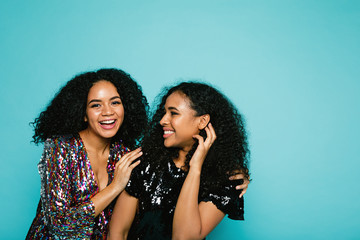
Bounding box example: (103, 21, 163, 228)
(26, 134, 129, 240)
(125, 160, 244, 240)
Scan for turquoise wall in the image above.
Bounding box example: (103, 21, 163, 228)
(1, 1, 359, 239)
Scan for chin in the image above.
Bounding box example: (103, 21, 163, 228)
(163, 140, 174, 148)
(100, 131, 118, 139)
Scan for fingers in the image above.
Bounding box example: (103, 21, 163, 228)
(207, 122, 217, 141)
(113, 149, 142, 181)
(204, 123, 216, 146)
(235, 182, 249, 190)
(234, 179, 249, 198)
(229, 173, 245, 180)
(192, 134, 204, 146)
(128, 159, 141, 170)
(239, 187, 247, 198)
(116, 148, 142, 167)
(228, 172, 250, 198)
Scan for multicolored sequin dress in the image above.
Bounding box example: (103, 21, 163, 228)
(125, 159, 244, 240)
(26, 134, 129, 239)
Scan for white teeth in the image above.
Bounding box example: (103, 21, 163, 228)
(164, 130, 174, 134)
(100, 120, 115, 124)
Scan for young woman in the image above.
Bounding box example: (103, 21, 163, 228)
(109, 82, 250, 240)
(26, 68, 148, 239)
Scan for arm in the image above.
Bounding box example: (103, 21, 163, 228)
(173, 123, 223, 240)
(40, 138, 141, 237)
(173, 169, 225, 240)
(108, 190, 138, 240)
(91, 148, 142, 216)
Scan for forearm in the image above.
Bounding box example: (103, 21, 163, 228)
(91, 182, 122, 216)
(108, 191, 137, 240)
(173, 168, 203, 240)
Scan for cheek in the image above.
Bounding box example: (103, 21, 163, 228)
(115, 107, 125, 121)
(86, 109, 100, 122)
(118, 107, 125, 117)
(180, 124, 199, 138)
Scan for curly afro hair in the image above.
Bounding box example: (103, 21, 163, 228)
(31, 68, 149, 149)
(142, 81, 250, 192)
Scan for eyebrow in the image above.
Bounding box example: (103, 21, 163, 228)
(167, 106, 179, 111)
(88, 96, 121, 105)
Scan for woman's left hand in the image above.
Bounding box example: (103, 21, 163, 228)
(190, 123, 217, 171)
(229, 172, 250, 198)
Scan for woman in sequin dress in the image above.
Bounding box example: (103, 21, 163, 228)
(26, 68, 148, 239)
(109, 82, 250, 240)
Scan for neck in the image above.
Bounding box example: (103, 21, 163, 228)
(79, 129, 111, 155)
(173, 145, 192, 169)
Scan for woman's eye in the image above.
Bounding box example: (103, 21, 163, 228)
(170, 111, 178, 116)
(90, 104, 101, 108)
(112, 101, 122, 106)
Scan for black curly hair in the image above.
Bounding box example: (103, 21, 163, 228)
(31, 68, 149, 149)
(142, 81, 250, 192)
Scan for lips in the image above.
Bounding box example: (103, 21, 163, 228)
(163, 128, 174, 138)
(99, 119, 116, 129)
(100, 120, 115, 125)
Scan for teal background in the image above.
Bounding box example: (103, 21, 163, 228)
(1, 1, 359, 239)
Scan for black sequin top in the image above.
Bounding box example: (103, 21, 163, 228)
(125, 159, 244, 240)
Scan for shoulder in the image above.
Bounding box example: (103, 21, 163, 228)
(42, 134, 82, 160)
(111, 141, 131, 157)
(45, 134, 78, 147)
(200, 179, 244, 220)
(132, 159, 153, 177)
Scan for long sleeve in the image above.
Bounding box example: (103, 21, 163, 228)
(38, 137, 95, 239)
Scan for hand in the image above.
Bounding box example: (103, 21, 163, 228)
(190, 123, 217, 171)
(229, 171, 250, 198)
(111, 148, 142, 193)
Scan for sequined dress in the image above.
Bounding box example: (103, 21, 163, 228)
(26, 134, 129, 240)
(125, 159, 244, 240)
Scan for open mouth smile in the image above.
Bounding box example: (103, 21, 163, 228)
(163, 129, 175, 138)
(99, 119, 117, 129)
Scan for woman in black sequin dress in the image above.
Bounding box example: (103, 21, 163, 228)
(109, 82, 250, 240)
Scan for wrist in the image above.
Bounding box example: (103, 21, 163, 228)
(108, 182, 124, 195)
(188, 167, 202, 176)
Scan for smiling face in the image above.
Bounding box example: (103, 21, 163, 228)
(84, 80, 124, 140)
(160, 91, 206, 151)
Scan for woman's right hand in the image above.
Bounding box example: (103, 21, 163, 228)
(190, 123, 217, 171)
(111, 148, 142, 193)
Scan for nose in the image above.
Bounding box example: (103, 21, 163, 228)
(159, 112, 168, 126)
(102, 104, 114, 116)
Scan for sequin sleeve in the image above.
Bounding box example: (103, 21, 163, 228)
(38, 137, 95, 238)
(200, 179, 244, 220)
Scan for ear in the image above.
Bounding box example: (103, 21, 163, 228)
(198, 114, 210, 130)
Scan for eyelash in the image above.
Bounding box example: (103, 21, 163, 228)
(90, 101, 121, 108)
(170, 111, 178, 116)
(90, 104, 101, 108)
(112, 101, 121, 105)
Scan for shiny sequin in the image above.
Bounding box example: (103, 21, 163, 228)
(125, 159, 244, 240)
(26, 134, 129, 239)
